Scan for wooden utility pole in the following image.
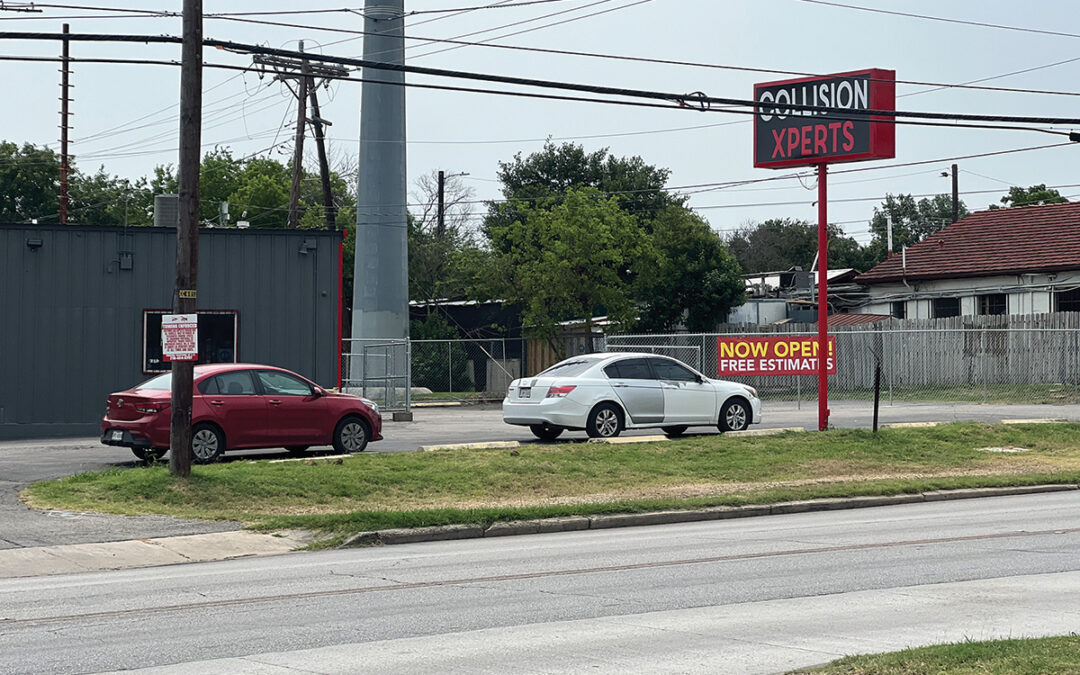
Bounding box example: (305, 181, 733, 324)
(253, 48, 347, 230)
(169, 0, 203, 478)
(308, 86, 336, 229)
(950, 163, 959, 223)
(59, 23, 71, 224)
(287, 41, 309, 229)
(436, 170, 445, 237)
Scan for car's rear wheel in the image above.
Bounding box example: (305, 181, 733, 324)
(586, 402, 623, 439)
(132, 448, 167, 462)
(191, 423, 225, 464)
(333, 416, 369, 454)
(662, 426, 688, 437)
(284, 445, 310, 456)
(718, 398, 750, 432)
(529, 424, 563, 441)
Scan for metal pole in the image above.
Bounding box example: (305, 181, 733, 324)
(817, 164, 830, 431)
(448, 341, 453, 394)
(170, 0, 202, 478)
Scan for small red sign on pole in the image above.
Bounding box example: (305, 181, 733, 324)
(161, 313, 198, 362)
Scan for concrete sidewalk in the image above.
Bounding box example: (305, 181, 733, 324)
(0, 530, 312, 579)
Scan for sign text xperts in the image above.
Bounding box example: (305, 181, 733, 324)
(754, 68, 895, 169)
(717, 336, 837, 376)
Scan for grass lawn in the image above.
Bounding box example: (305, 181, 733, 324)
(790, 634, 1080, 674)
(22, 422, 1080, 541)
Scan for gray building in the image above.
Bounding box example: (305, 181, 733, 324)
(1, 224, 344, 439)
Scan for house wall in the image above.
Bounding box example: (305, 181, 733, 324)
(861, 271, 1080, 319)
(0, 225, 343, 439)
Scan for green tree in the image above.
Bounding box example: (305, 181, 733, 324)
(471, 143, 745, 335)
(407, 171, 478, 305)
(869, 193, 968, 257)
(991, 184, 1068, 209)
(467, 187, 651, 351)
(484, 141, 684, 240)
(727, 218, 871, 274)
(636, 207, 745, 332)
(0, 141, 60, 222)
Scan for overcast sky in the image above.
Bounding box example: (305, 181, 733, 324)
(2, 0, 1078, 245)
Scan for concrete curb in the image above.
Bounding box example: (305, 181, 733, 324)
(340, 483, 1080, 548)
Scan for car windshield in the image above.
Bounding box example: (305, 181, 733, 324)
(135, 373, 172, 390)
(538, 357, 602, 378)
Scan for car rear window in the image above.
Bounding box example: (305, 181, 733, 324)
(135, 373, 172, 390)
(538, 357, 601, 377)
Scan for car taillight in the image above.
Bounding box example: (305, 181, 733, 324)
(135, 402, 170, 414)
(546, 385, 576, 398)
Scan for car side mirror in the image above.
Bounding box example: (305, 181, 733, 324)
(313, 387, 327, 397)
(695, 375, 704, 384)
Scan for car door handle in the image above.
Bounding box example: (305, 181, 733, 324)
(268, 399, 283, 405)
(611, 383, 628, 388)
(209, 400, 225, 406)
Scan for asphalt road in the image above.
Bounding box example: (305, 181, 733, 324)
(2, 400, 1078, 551)
(2, 491, 1079, 674)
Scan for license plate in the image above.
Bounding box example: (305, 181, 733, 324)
(111, 430, 123, 441)
(518, 387, 531, 398)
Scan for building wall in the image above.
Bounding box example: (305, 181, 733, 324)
(861, 271, 1080, 319)
(0, 225, 343, 439)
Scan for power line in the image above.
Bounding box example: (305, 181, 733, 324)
(15, 7, 1080, 100)
(795, 0, 1080, 41)
(6, 32, 1079, 130)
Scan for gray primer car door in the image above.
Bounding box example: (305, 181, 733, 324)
(604, 358, 663, 424)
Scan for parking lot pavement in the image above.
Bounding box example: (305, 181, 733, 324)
(382, 399, 1080, 446)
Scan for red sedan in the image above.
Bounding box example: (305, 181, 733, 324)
(101, 363, 383, 463)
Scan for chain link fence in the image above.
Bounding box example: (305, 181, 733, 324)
(602, 329, 1080, 407)
(409, 338, 527, 402)
(341, 338, 411, 411)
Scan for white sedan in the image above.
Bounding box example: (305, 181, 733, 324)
(502, 352, 762, 440)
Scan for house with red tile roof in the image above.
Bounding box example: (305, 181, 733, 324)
(853, 201, 1080, 319)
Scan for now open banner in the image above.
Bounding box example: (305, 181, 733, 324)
(717, 336, 836, 376)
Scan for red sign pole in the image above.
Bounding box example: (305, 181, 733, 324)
(817, 163, 830, 431)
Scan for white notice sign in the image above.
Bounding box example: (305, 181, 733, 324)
(162, 313, 198, 361)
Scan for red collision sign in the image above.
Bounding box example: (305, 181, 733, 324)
(753, 68, 895, 169)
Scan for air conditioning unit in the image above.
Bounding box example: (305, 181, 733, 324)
(153, 194, 180, 228)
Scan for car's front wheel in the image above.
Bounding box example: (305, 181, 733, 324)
(529, 424, 563, 441)
(586, 402, 623, 439)
(191, 423, 225, 464)
(333, 416, 370, 453)
(132, 448, 167, 463)
(718, 398, 751, 432)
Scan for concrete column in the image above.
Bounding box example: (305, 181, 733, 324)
(353, 0, 408, 340)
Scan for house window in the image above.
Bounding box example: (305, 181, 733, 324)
(932, 297, 960, 318)
(977, 294, 1007, 316)
(143, 310, 238, 373)
(1055, 288, 1080, 312)
(890, 301, 906, 319)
